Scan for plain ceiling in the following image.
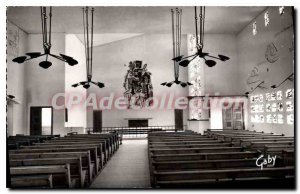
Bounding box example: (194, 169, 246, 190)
(7, 6, 266, 35)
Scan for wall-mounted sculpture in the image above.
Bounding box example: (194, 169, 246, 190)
(123, 60, 153, 108)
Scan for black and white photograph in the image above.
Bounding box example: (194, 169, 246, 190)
(4, 0, 296, 190)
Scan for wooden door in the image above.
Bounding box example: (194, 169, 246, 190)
(93, 110, 102, 133)
(233, 103, 244, 130)
(30, 107, 42, 135)
(222, 103, 244, 130)
(174, 109, 183, 130)
(222, 107, 233, 130)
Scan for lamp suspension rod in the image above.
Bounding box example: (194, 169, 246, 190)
(175, 8, 178, 60)
(171, 9, 176, 79)
(90, 8, 94, 78)
(176, 8, 179, 56)
(199, 7, 202, 47)
(178, 9, 182, 56)
(44, 7, 47, 46)
(49, 7, 52, 45)
(82, 8, 88, 78)
(202, 7, 205, 48)
(194, 7, 199, 46)
(86, 7, 90, 78)
(175, 8, 179, 78)
(41, 7, 45, 45)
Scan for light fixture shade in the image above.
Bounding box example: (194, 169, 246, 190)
(97, 82, 105, 88)
(172, 55, 183, 62)
(205, 60, 216, 67)
(218, 54, 230, 61)
(60, 54, 78, 66)
(26, 52, 42, 58)
(180, 82, 187, 87)
(65, 58, 78, 66)
(7, 95, 15, 99)
(39, 61, 52, 69)
(166, 82, 174, 87)
(83, 83, 90, 89)
(72, 83, 79, 87)
(179, 60, 190, 67)
(12, 56, 27, 63)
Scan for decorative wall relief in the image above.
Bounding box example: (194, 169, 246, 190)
(265, 42, 279, 63)
(123, 60, 153, 108)
(187, 34, 205, 120)
(7, 22, 19, 57)
(250, 88, 294, 125)
(285, 89, 294, 98)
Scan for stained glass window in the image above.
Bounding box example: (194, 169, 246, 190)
(253, 21, 257, 36)
(279, 6, 285, 15)
(264, 11, 270, 26)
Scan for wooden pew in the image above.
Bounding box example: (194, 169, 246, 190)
(215, 134, 286, 142)
(282, 150, 295, 166)
(151, 151, 259, 162)
(10, 157, 86, 187)
(152, 158, 258, 171)
(264, 145, 295, 156)
(9, 151, 93, 183)
(33, 141, 109, 163)
(9, 147, 100, 177)
(67, 133, 120, 150)
(149, 140, 225, 145)
(149, 147, 244, 155)
(10, 164, 74, 188)
(20, 143, 104, 170)
(11, 175, 53, 188)
(149, 136, 214, 141)
(250, 141, 294, 149)
(240, 138, 294, 146)
(149, 143, 233, 149)
(153, 166, 294, 188)
(43, 139, 110, 161)
(62, 136, 116, 154)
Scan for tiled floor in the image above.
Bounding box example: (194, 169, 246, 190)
(90, 139, 151, 188)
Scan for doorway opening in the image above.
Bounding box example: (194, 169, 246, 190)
(30, 106, 53, 135)
(222, 103, 244, 130)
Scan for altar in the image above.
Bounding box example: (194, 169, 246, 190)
(124, 118, 152, 127)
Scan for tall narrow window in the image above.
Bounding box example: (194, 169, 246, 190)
(252, 21, 257, 36)
(279, 6, 285, 15)
(264, 11, 269, 26)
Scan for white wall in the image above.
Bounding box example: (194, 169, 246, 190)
(86, 34, 189, 127)
(65, 34, 87, 128)
(202, 34, 241, 95)
(7, 21, 28, 136)
(237, 7, 294, 136)
(26, 33, 66, 135)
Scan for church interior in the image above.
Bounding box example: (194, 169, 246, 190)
(6, 6, 295, 189)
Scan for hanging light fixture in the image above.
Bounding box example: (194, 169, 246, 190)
(161, 8, 192, 88)
(175, 6, 230, 68)
(72, 7, 105, 89)
(12, 7, 78, 69)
